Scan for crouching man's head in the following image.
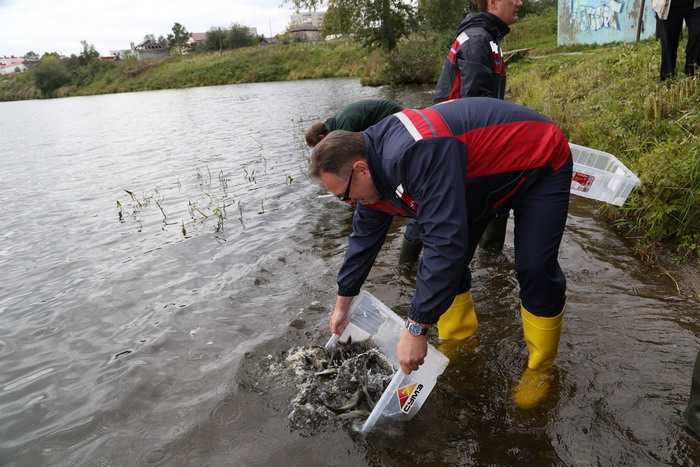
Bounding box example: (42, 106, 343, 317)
(309, 130, 381, 205)
(305, 122, 330, 147)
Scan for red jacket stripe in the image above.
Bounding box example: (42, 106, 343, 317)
(420, 108, 453, 137)
(363, 200, 409, 216)
(402, 109, 434, 139)
(455, 121, 569, 177)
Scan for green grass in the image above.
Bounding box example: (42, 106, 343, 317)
(506, 34, 699, 261)
(0, 40, 367, 100)
(70, 40, 367, 96)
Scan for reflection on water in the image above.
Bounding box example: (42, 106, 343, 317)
(0, 80, 698, 466)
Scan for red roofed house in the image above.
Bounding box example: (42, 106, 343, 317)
(188, 32, 208, 48)
(0, 57, 27, 75)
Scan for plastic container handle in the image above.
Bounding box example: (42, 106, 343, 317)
(324, 334, 340, 351)
(360, 370, 407, 433)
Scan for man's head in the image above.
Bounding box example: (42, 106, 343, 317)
(305, 121, 330, 147)
(309, 130, 381, 205)
(474, 0, 522, 24)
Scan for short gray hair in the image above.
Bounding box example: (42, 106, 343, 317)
(309, 130, 366, 179)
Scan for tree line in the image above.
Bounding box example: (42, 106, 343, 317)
(25, 22, 261, 97)
(291, 0, 554, 49)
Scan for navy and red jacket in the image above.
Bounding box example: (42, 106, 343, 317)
(433, 13, 510, 103)
(337, 98, 570, 324)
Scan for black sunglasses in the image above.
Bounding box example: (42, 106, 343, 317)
(338, 169, 354, 201)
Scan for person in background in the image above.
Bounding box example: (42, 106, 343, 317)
(427, 0, 523, 260)
(306, 99, 421, 265)
(653, 0, 700, 80)
(305, 99, 403, 148)
(310, 98, 572, 409)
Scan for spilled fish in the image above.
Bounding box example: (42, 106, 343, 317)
(279, 337, 394, 432)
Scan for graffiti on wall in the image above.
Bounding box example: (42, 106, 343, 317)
(568, 0, 624, 33)
(559, 0, 654, 45)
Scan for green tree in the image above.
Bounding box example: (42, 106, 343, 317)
(79, 40, 99, 65)
(291, 0, 416, 49)
(206, 27, 227, 52)
(226, 24, 258, 48)
(417, 0, 468, 32)
(167, 22, 191, 54)
(32, 55, 71, 97)
(24, 51, 39, 60)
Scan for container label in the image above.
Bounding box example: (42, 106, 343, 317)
(571, 171, 594, 192)
(397, 383, 424, 413)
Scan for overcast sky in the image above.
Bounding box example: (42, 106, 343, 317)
(0, 0, 304, 57)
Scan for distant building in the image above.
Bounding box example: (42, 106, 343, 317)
(110, 49, 135, 60)
(290, 11, 324, 28)
(188, 32, 208, 48)
(131, 39, 169, 60)
(288, 11, 324, 41)
(0, 57, 27, 75)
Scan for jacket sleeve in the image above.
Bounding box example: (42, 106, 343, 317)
(337, 205, 393, 297)
(403, 138, 470, 324)
(458, 34, 499, 98)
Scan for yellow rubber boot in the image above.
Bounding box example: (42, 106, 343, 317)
(513, 306, 563, 409)
(437, 291, 478, 340)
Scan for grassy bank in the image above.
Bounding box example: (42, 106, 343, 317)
(0, 40, 367, 100)
(505, 23, 699, 261)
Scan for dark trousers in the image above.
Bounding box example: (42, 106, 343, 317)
(657, 0, 700, 79)
(460, 158, 572, 318)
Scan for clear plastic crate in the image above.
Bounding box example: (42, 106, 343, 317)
(325, 291, 449, 433)
(569, 143, 640, 206)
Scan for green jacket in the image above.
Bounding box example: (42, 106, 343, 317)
(325, 99, 403, 132)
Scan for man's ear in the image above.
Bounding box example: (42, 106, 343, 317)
(354, 159, 370, 175)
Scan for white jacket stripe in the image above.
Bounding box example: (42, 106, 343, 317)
(394, 112, 423, 141)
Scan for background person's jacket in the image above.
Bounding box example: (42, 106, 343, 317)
(433, 12, 510, 103)
(336, 98, 570, 324)
(325, 99, 403, 132)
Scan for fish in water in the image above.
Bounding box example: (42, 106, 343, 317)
(282, 337, 394, 432)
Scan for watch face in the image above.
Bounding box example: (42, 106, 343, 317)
(408, 322, 422, 336)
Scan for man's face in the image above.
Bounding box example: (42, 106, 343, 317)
(490, 0, 523, 25)
(318, 161, 381, 206)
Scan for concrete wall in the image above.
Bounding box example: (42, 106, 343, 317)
(558, 0, 657, 45)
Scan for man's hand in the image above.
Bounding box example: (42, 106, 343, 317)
(397, 330, 428, 374)
(330, 295, 354, 335)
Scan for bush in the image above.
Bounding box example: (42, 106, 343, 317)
(32, 56, 71, 96)
(380, 31, 450, 85)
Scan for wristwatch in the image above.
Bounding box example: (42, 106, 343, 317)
(405, 319, 429, 337)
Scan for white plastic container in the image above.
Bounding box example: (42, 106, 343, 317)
(569, 143, 640, 206)
(324, 291, 449, 433)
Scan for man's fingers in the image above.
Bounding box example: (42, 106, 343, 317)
(400, 359, 423, 374)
